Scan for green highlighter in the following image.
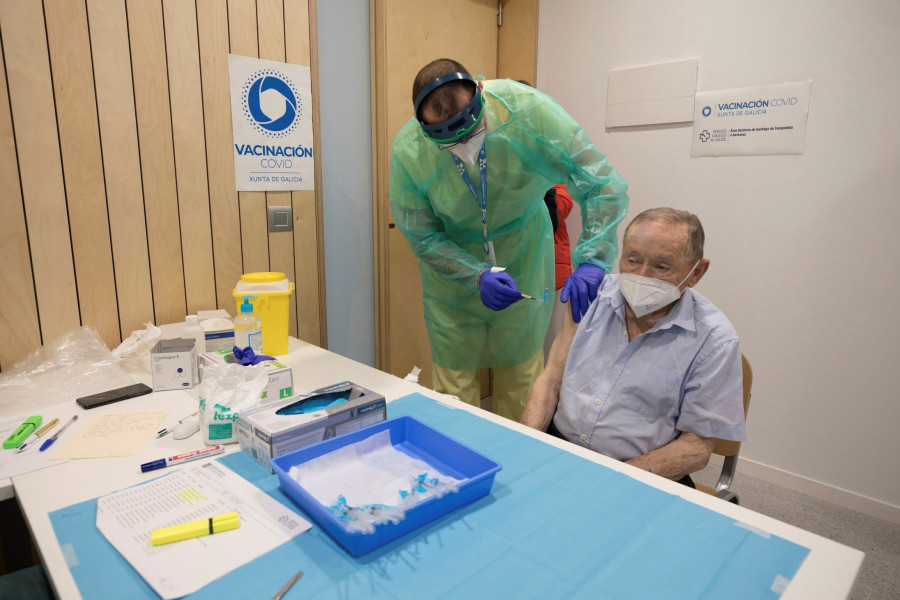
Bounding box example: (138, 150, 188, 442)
(3, 416, 42, 449)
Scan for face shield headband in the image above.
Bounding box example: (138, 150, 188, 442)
(413, 72, 485, 144)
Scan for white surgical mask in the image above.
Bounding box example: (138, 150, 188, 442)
(618, 261, 700, 318)
(446, 128, 486, 165)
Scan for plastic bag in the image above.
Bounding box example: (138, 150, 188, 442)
(0, 326, 136, 414)
(197, 362, 268, 445)
(112, 322, 162, 375)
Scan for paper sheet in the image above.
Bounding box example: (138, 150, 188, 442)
(0, 403, 75, 481)
(96, 460, 310, 600)
(53, 411, 169, 459)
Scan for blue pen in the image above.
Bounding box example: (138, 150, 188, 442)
(39, 415, 79, 452)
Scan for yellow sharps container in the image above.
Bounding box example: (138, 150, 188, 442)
(233, 272, 295, 356)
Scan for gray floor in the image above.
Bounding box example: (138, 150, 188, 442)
(693, 463, 900, 600)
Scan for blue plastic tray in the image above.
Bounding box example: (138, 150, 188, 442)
(270, 415, 502, 556)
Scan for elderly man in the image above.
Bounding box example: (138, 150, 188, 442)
(520, 208, 745, 487)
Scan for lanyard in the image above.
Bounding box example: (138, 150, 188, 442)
(451, 141, 489, 255)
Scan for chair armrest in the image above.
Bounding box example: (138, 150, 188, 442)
(715, 489, 739, 504)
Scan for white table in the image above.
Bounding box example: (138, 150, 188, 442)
(13, 339, 864, 599)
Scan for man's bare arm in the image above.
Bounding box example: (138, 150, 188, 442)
(625, 433, 715, 481)
(520, 308, 578, 431)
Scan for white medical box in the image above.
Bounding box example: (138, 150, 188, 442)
(151, 339, 197, 390)
(199, 349, 293, 402)
(237, 381, 387, 472)
(203, 327, 235, 352)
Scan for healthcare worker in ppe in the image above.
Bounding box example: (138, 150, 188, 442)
(390, 58, 628, 421)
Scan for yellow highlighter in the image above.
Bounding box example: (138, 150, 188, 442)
(151, 511, 240, 546)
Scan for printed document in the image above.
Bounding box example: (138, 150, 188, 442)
(96, 460, 310, 599)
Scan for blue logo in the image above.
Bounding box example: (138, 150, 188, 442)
(701, 105, 712, 117)
(241, 69, 302, 138)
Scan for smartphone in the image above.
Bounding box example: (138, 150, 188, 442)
(76, 383, 153, 409)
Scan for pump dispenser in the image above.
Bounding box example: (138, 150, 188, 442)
(234, 296, 262, 353)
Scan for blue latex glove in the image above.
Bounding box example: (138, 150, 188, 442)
(479, 269, 522, 311)
(560, 263, 606, 323)
(231, 346, 274, 366)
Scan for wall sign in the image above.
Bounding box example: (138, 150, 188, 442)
(691, 81, 811, 157)
(229, 54, 314, 190)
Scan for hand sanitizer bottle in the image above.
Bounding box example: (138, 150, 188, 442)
(234, 296, 262, 352)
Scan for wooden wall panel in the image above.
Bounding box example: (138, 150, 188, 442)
(0, 43, 41, 370)
(0, 1, 80, 343)
(197, 0, 243, 314)
(257, 0, 299, 338)
(228, 0, 270, 275)
(87, 0, 155, 337)
(44, 0, 120, 348)
(286, 0, 324, 345)
(0, 0, 325, 371)
(128, 0, 187, 326)
(163, 0, 217, 315)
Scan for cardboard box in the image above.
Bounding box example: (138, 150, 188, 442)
(237, 381, 386, 472)
(196, 309, 236, 352)
(151, 339, 197, 390)
(203, 328, 235, 352)
(199, 349, 293, 401)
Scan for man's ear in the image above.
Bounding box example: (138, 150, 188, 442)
(686, 258, 710, 288)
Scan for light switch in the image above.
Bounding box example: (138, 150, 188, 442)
(268, 206, 293, 232)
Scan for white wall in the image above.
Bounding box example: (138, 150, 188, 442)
(538, 0, 900, 516)
(317, 2, 376, 366)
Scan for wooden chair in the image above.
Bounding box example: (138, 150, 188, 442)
(695, 354, 752, 504)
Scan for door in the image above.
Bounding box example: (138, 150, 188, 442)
(372, 0, 538, 390)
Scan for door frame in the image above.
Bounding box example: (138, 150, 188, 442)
(370, 0, 539, 373)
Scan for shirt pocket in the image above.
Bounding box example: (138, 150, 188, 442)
(617, 365, 682, 420)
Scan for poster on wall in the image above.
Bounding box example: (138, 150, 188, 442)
(228, 54, 314, 191)
(691, 81, 811, 157)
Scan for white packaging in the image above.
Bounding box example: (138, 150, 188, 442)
(199, 350, 293, 402)
(151, 339, 197, 391)
(197, 362, 268, 445)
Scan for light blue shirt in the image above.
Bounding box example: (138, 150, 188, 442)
(554, 275, 746, 461)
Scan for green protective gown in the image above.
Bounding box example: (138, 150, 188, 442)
(390, 79, 628, 371)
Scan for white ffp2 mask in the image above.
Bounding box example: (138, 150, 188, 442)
(447, 129, 486, 165)
(618, 261, 700, 318)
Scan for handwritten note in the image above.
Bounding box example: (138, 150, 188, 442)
(53, 411, 168, 459)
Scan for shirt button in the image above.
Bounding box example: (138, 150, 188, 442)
(613, 365, 621, 371)
(595, 399, 601, 405)
(581, 434, 587, 441)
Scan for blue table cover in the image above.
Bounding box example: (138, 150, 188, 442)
(50, 393, 809, 599)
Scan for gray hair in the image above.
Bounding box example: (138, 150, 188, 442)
(624, 207, 705, 263)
